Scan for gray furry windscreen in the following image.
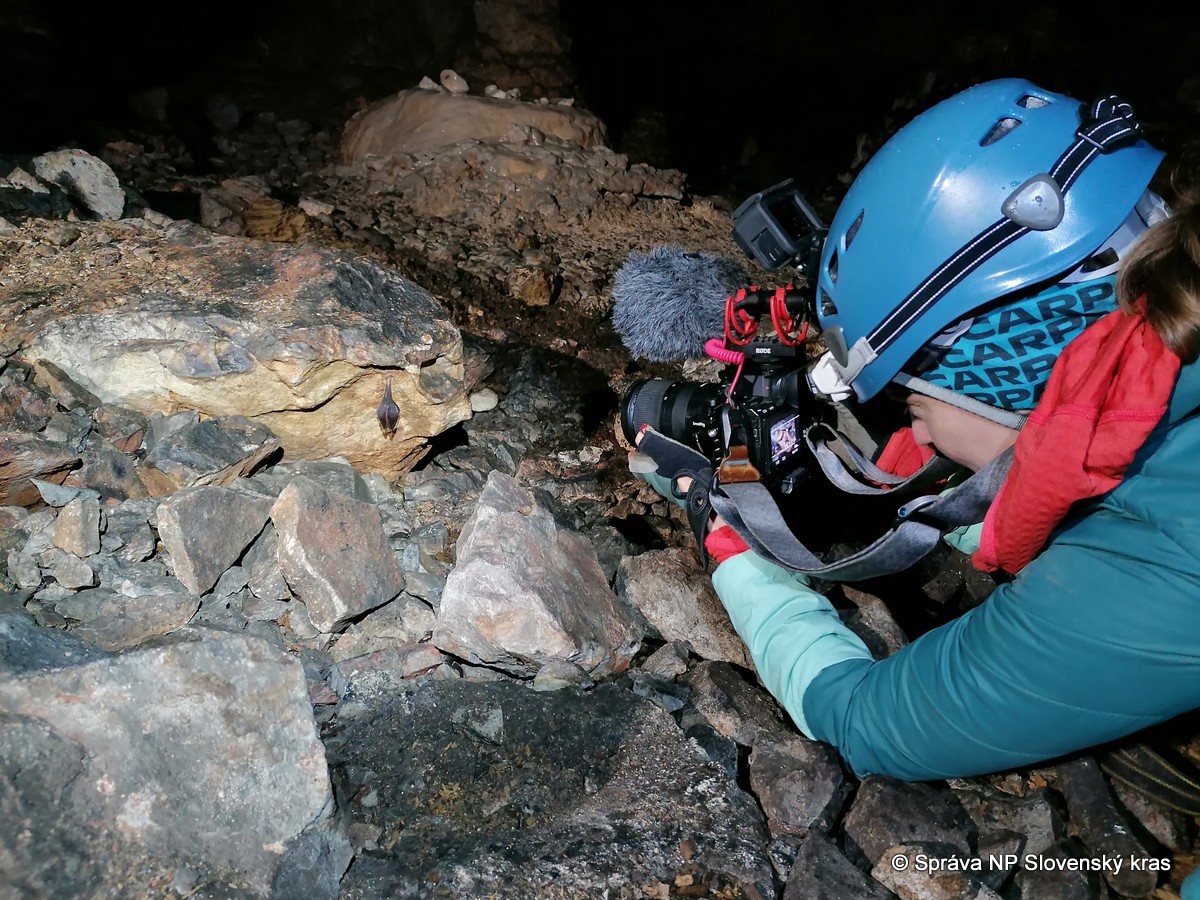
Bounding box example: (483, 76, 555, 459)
(611, 245, 749, 361)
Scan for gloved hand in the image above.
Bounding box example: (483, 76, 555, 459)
(704, 524, 750, 565)
(628, 426, 721, 564)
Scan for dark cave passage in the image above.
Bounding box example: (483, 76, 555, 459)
(5, 0, 1199, 201)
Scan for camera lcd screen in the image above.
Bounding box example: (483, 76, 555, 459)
(769, 414, 801, 466)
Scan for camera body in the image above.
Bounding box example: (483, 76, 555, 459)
(621, 338, 825, 493)
(620, 179, 832, 493)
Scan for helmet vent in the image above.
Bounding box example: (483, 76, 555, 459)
(1080, 247, 1120, 272)
(827, 249, 839, 283)
(981, 116, 1022, 146)
(1017, 94, 1051, 109)
(819, 289, 838, 316)
(844, 211, 864, 248)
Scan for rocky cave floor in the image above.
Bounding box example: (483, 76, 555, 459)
(4, 67, 1200, 900)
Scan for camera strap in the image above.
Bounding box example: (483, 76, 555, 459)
(802, 421, 960, 496)
(709, 447, 1012, 582)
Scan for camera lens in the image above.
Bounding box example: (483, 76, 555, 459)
(620, 379, 724, 446)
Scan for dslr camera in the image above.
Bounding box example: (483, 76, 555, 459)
(619, 179, 833, 494)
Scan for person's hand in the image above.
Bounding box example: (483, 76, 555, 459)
(629, 427, 746, 564)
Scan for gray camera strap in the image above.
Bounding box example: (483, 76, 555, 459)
(803, 421, 960, 495)
(709, 447, 1012, 582)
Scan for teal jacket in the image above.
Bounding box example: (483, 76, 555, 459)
(713, 359, 1200, 781)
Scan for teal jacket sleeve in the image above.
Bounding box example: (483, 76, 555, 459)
(709, 524, 979, 739)
(711, 552, 874, 737)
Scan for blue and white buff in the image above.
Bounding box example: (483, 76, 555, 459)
(911, 274, 1120, 411)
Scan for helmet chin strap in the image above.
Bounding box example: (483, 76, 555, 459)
(891, 373, 1029, 430)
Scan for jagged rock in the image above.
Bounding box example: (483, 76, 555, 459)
(749, 733, 851, 837)
(242, 523, 291, 601)
(328, 680, 776, 899)
(345, 592, 435, 644)
(0, 627, 334, 894)
(1009, 838, 1103, 899)
(615, 547, 750, 668)
(0, 433, 79, 508)
(0, 611, 111, 676)
(0, 375, 57, 432)
(270, 476, 406, 632)
(678, 660, 793, 748)
(532, 658, 594, 691)
(873, 842, 1003, 899)
(104, 498, 158, 563)
(640, 641, 691, 679)
(340, 87, 607, 162)
(842, 779, 976, 868)
(67, 590, 200, 651)
(433, 471, 643, 676)
(156, 484, 273, 595)
(326, 642, 445, 703)
(3, 217, 473, 479)
(839, 585, 909, 657)
(783, 832, 896, 900)
(139, 414, 282, 494)
(52, 495, 101, 557)
(1054, 756, 1160, 898)
(31, 149, 125, 220)
(953, 783, 1063, 858)
(40, 548, 96, 589)
(32, 359, 102, 412)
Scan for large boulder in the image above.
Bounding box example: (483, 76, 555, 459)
(340, 87, 608, 162)
(1, 217, 474, 478)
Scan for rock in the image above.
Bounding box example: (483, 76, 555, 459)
(31, 149, 125, 220)
(69, 590, 200, 650)
(270, 476, 406, 632)
(615, 547, 751, 668)
(873, 842, 1003, 899)
(439, 68, 470, 92)
(4, 218, 472, 479)
(0, 628, 333, 893)
(678, 660, 792, 747)
(842, 779, 975, 868)
(156, 484, 272, 595)
(469, 388, 499, 412)
(0, 611, 110, 676)
(327, 643, 445, 702)
(0, 433, 79, 508)
(507, 264, 557, 306)
(1054, 756, 1160, 898)
(749, 734, 851, 837)
(139, 415, 282, 494)
(783, 832, 896, 900)
(839, 585, 909, 657)
(433, 471, 643, 676)
(953, 783, 1063, 858)
(340, 87, 608, 161)
(532, 659, 594, 691)
(640, 641, 691, 679)
(52, 495, 102, 557)
(329, 680, 775, 899)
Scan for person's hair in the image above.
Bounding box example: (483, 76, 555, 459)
(1117, 190, 1200, 363)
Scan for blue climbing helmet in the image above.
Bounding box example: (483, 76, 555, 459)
(813, 78, 1165, 404)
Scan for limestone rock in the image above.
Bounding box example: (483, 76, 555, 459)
(616, 547, 751, 668)
(270, 476, 406, 633)
(0, 628, 333, 893)
(3, 218, 472, 479)
(433, 471, 643, 676)
(340, 87, 608, 162)
(31, 149, 125, 220)
(156, 485, 272, 595)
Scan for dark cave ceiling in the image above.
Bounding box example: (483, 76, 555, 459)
(3, 0, 1199, 201)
